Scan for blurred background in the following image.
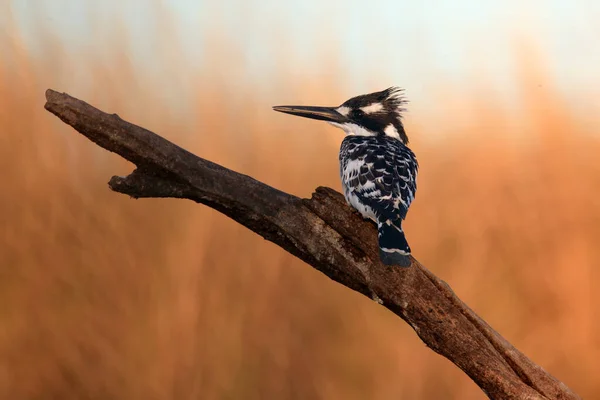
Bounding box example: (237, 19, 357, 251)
(1, 0, 599, 398)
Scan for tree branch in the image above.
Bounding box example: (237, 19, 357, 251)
(44, 89, 580, 400)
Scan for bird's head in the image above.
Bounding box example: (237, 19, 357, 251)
(273, 87, 409, 144)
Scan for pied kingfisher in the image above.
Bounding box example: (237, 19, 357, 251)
(273, 87, 418, 267)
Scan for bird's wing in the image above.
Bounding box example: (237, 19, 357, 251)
(341, 137, 418, 222)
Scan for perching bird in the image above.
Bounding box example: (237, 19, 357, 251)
(273, 87, 417, 267)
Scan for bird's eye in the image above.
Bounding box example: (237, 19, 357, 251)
(353, 109, 365, 118)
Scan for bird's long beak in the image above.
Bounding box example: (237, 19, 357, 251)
(272, 105, 348, 124)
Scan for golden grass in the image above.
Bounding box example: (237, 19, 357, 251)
(1, 5, 599, 399)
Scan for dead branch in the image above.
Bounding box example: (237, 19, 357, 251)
(44, 89, 580, 400)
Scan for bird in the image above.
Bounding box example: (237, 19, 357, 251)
(273, 87, 418, 267)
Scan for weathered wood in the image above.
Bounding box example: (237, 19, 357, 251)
(44, 89, 580, 400)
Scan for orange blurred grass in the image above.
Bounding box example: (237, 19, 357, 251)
(1, 8, 600, 400)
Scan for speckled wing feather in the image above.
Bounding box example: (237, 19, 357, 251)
(340, 135, 418, 222)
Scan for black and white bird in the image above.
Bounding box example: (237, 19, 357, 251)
(273, 87, 418, 267)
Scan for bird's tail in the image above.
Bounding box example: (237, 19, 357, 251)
(377, 218, 411, 267)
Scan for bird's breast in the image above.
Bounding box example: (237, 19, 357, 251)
(340, 159, 377, 223)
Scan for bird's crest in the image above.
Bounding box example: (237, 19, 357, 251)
(343, 86, 408, 116)
(380, 86, 408, 116)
